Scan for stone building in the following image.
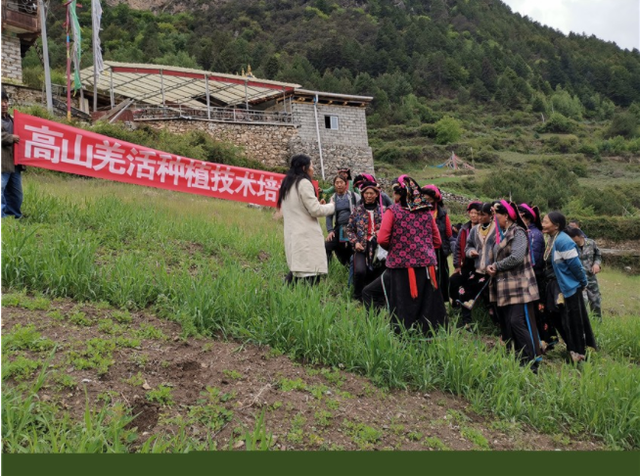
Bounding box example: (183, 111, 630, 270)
(78, 61, 375, 179)
(1, 0, 40, 83)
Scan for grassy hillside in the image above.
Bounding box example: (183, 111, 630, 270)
(2, 172, 639, 451)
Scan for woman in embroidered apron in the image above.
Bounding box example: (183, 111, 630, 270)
(541, 211, 596, 363)
(487, 201, 542, 372)
(362, 176, 447, 335)
(345, 176, 386, 302)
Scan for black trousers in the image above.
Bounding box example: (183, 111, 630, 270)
(352, 251, 385, 301)
(497, 303, 541, 364)
(363, 267, 447, 335)
(325, 228, 352, 266)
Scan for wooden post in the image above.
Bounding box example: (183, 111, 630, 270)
(39, 0, 54, 113)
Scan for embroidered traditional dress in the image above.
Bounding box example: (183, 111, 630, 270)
(362, 204, 447, 334)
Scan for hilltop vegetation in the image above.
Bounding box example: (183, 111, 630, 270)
(21, 0, 640, 217)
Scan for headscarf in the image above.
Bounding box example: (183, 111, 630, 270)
(518, 203, 542, 230)
(422, 184, 444, 207)
(393, 175, 434, 212)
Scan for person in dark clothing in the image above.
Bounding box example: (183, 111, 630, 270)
(487, 201, 542, 372)
(422, 184, 455, 303)
(345, 176, 386, 301)
(362, 175, 446, 335)
(325, 174, 360, 266)
(449, 201, 483, 327)
(452, 202, 497, 327)
(518, 203, 556, 349)
(2, 90, 23, 219)
(541, 211, 597, 363)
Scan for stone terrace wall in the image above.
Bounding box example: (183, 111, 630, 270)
(150, 120, 299, 169)
(1, 33, 23, 82)
(146, 115, 375, 179)
(1, 84, 45, 105)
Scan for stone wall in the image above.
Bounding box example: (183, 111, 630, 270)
(288, 137, 374, 180)
(145, 116, 375, 179)
(291, 102, 374, 179)
(143, 102, 375, 179)
(148, 120, 299, 169)
(1, 84, 44, 105)
(293, 102, 370, 147)
(1, 32, 22, 82)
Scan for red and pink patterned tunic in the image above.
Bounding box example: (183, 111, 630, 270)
(378, 204, 441, 269)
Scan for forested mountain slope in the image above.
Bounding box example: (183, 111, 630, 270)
(22, 0, 640, 216)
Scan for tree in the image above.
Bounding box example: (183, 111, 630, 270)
(605, 112, 639, 139)
(434, 116, 463, 145)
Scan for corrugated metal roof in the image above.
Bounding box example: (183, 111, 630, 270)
(79, 61, 301, 108)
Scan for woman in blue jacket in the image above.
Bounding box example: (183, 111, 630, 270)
(541, 211, 597, 363)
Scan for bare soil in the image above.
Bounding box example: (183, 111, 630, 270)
(1, 300, 603, 451)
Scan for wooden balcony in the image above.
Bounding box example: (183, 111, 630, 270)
(2, 1, 40, 34)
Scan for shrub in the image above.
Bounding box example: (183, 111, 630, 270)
(577, 143, 600, 158)
(578, 216, 640, 241)
(434, 116, 463, 145)
(544, 135, 578, 154)
(598, 136, 627, 156)
(581, 186, 638, 217)
(479, 161, 579, 210)
(536, 113, 575, 134)
(605, 111, 639, 139)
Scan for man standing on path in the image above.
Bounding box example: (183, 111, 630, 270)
(1, 90, 23, 219)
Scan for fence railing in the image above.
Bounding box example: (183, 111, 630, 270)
(131, 104, 294, 125)
(3, 0, 38, 15)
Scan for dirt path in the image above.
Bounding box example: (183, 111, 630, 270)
(1, 297, 602, 451)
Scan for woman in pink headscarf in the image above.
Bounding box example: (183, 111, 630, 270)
(487, 200, 542, 372)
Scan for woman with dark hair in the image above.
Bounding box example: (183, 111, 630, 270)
(362, 175, 447, 334)
(325, 174, 360, 266)
(345, 176, 386, 301)
(541, 211, 596, 363)
(422, 185, 455, 303)
(518, 203, 556, 349)
(449, 201, 485, 327)
(278, 154, 335, 285)
(487, 200, 542, 371)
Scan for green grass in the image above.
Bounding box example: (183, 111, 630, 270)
(2, 172, 640, 450)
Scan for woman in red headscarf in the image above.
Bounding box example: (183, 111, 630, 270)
(362, 175, 447, 334)
(487, 200, 542, 372)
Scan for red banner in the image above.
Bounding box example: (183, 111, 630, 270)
(13, 112, 289, 207)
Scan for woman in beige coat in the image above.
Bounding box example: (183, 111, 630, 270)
(278, 154, 335, 285)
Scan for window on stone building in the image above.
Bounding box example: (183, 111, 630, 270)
(324, 115, 339, 130)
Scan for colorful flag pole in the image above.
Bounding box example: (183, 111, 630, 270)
(69, 1, 82, 91)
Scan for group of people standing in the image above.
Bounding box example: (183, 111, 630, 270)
(277, 154, 599, 370)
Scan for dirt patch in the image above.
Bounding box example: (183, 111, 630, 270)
(1, 299, 603, 451)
